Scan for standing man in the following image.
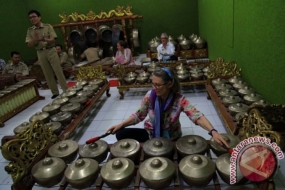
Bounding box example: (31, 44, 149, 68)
(25, 10, 68, 99)
(157, 33, 175, 62)
(2, 51, 29, 81)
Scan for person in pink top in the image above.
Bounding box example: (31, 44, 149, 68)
(115, 40, 135, 65)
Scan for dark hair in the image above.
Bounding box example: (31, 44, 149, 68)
(28, 10, 41, 17)
(153, 68, 181, 93)
(55, 44, 63, 49)
(11, 51, 20, 57)
(117, 40, 127, 48)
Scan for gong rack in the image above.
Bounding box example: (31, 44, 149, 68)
(108, 60, 211, 100)
(52, 6, 143, 56)
(205, 57, 285, 152)
(54, 142, 274, 190)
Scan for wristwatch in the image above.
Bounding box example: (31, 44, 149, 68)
(208, 129, 218, 136)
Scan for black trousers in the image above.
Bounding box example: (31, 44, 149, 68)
(116, 128, 150, 143)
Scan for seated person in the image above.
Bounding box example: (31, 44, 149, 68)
(157, 33, 175, 62)
(2, 51, 29, 81)
(115, 40, 135, 65)
(55, 44, 73, 68)
(80, 42, 100, 64)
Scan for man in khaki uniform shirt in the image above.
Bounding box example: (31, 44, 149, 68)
(2, 51, 29, 81)
(55, 44, 73, 68)
(25, 10, 68, 99)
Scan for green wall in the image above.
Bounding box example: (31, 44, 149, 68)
(0, 0, 198, 62)
(198, 0, 285, 104)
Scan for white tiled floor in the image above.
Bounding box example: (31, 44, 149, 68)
(0, 56, 284, 189)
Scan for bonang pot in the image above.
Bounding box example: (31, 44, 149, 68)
(50, 111, 73, 125)
(136, 76, 149, 84)
(110, 139, 140, 162)
(14, 122, 30, 135)
(100, 158, 135, 189)
(65, 158, 99, 189)
(228, 103, 249, 116)
(216, 153, 248, 185)
(29, 111, 50, 123)
(69, 95, 88, 105)
(219, 89, 237, 97)
(193, 37, 207, 49)
(179, 38, 192, 50)
(243, 93, 263, 105)
(143, 137, 174, 159)
(42, 103, 61, 116)
(31, 157, 66, 188)
(52, 96, 69, 106)
(177, 73, 190, 82)
(209, 134, 240, 156)
(139, 157, 175, 189)
(150, 40, 160, 52)
(126, 72, 137, 78)
(235, 112, 248, 121)
(89, 79, 104, 87)
(83, 84, 99, 93)
(191, 73, 204, 81)
(60, 102, 81, 114)
(189, 68, 202, 74)
(176, 63, 188, 71)
(176, 135, 208, 158)
(179, 154, 215, 187)
(238, 86, 256, 96)
(168, 35, 177, 46)
(251, 99, 270, 107)
(61, 90, 77, 99)
(69, 85, 83, 92)
(124, 76, 136, 84)
(45, 122, 63, 136)
(177, 34, 186, 42)
(177, 69, 189, 75)
(79, 140, 109, 163)
(212, 78, 227, 86)
(48, 140, 79, 163)
(76, 80, 88, 86)
(139, 71, 150, 78)
(214, 83, 233, 92)
(221, 96, 242, 107)
(77, 89, 94, 98)
(228, 76, 242, 84)
(233, 81, 248, 90)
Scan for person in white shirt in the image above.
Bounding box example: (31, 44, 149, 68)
(156, 33, 175, 62)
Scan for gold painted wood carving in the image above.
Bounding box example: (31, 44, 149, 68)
(59, 6, 133, 23)
(76, 65, 106, 81)
(1, 120, 58, 183)
(237, 105, 285, 151)
(208, 57, 241, 79)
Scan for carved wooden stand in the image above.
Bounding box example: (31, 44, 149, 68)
(53, 6, 142, 55)
(0, 65, 111, 190)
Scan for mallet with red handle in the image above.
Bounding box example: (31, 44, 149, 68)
(86, 132, 111, 144)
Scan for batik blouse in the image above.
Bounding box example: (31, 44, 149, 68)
(130, 90, 204, 140)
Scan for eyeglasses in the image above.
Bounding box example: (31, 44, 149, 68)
(152, 83, 166, 88)
(29, 16, 38, 19)
(161, 37, 168, 39)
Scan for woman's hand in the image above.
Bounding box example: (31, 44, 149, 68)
(106, 123, 124, 134)
(212, 131, 229, 147)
